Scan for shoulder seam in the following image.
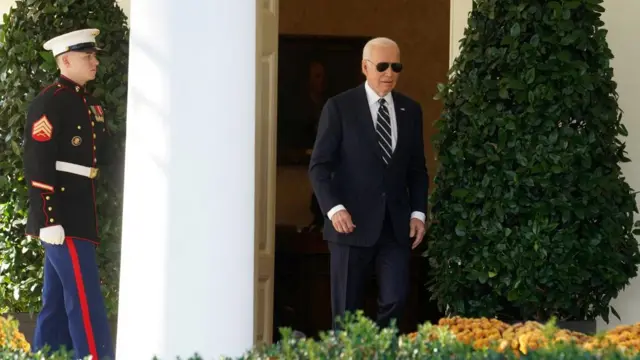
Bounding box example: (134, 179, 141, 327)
(39, 82, 59, 95)
(53, 85, 76, 97)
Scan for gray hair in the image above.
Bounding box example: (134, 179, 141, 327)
(362, 37, 399, 59)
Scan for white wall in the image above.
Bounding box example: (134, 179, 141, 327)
(449, 0, 472, 67)
(0, 0, 13, 18)
(117, 0, 130, 18)
(450, 0, 640, 330)
(597, 0, 640, 330)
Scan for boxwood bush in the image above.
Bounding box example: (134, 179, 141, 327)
(426, 0, 640, 323)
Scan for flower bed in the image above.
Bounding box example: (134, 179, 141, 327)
(2, 313, 640, 359)
(235, 313, 640, 359)
(0, 315, 30, 354)
(407, 316, 640, 356)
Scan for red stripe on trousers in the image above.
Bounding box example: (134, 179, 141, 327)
(67, 238, 98, 360)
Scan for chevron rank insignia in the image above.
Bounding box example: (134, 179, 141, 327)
(32, 115, 53, 142)
(31, 180, 54, 192)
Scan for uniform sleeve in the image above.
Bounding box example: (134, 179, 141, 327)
(23, 96, 63, 229)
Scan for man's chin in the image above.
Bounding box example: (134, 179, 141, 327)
(381, 83, 395, 91)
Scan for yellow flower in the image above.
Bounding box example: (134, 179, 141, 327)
(0, 315, 31, 353)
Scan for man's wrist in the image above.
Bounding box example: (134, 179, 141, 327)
(328, 204, 346, 220)
(411, 211, 425, 223)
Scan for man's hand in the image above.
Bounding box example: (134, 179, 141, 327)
(409, 218, 425, 249)
(331, 209, 356, 234)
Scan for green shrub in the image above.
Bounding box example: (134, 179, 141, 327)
(0, 0, 128, 316)
(426, 0, 640, 322)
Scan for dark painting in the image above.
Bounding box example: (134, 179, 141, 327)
(277, 34, 370, 166)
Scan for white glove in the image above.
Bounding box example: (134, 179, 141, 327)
(39, 225, 65, 245)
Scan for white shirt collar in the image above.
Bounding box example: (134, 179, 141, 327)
(364, 81, 394, 107)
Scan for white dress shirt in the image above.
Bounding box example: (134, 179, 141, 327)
(326, 81, 426, 224)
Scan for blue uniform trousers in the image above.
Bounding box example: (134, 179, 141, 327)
(33, 238, 114, 360)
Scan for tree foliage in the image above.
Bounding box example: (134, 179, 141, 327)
(427, 0, 640, 322)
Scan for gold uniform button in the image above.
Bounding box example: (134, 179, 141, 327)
(93, 134, 96, 139)
(50, 218, 55, 223)
(92, 122, 95, 126)
(45, 196, 50, 200)
(77, 125, 82, 130)
(93, 146, 96, 150)
(48, 207, 52, 211)
(61, 187, 65, 192)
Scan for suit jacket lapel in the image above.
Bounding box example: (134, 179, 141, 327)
(356, 84, 384, 160)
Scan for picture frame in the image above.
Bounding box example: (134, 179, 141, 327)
(276, 34, 370, 166)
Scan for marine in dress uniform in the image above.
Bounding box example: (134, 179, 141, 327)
(23, 28, 114, 360)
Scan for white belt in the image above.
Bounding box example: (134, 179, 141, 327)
(55, 161, 99, 179)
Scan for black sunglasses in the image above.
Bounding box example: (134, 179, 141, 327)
(367, 60, 403, 73)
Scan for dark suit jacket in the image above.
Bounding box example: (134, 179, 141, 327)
(308, 83, 429, 247)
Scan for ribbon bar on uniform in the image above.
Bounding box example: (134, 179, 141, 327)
(55, 161, 99, 179)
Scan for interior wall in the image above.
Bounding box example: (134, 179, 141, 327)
(276, 0, 451, 226)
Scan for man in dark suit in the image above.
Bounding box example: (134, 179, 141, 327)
(308, 37, 429, 329)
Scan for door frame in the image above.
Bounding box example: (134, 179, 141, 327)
(253, 0, 279, 345)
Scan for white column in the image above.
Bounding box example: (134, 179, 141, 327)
(115, 0, 256, 358)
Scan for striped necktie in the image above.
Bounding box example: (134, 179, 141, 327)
(376, 98, 392, 164)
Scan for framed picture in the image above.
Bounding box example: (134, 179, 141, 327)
(276, 34, 370, 166)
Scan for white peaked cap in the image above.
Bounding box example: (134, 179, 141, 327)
(43, 28, 101, 57)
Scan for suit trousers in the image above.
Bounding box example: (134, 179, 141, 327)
(328, 209, 411, 330)
(33, 238, 114, 360)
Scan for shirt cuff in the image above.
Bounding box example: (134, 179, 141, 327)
(411, 211, 425, 223)
(327, 204, 346, 220)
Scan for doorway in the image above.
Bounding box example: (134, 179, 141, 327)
(270, 0, 451, 342)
